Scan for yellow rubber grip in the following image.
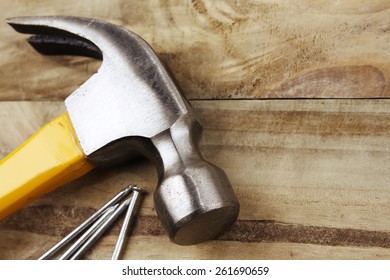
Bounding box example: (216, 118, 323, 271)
(0, 113, 95, 220)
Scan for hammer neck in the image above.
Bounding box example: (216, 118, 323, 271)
(151, 115, 204, 179)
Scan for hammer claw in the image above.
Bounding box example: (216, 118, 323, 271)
(7, 17, 102, 59)
(28, 35, 102, 59)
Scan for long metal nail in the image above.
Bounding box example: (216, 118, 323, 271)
(70, 198, 132, 260)
(59, 204, 118, 260)
(112, 186, 145, 260)
(38, 185, 133, 260)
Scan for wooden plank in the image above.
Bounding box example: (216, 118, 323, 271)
(0, 100, 389, 259)
(0, 0, 389, 100)
(1, 231, 390, 260)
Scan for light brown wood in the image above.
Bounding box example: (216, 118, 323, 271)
(2, 232, 390, 260)
(0, 0, 389, 100)
(0, 100, 389, 259)
(1, 0, 389, 260)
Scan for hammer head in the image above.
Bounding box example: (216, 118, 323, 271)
(7, 16, 239, 245)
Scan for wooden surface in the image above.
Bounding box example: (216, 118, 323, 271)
(0, 0, 390, 259)
(0, 0, 389, 100)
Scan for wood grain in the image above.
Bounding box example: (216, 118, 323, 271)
(0, 0, 389, 100)
(1, 0, 389, 260)
(2, 231, 390, 260)
(0, 100, 389, 259)
(2, 207, 389, 249)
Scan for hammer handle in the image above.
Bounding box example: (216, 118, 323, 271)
(0, 113, 94, 220)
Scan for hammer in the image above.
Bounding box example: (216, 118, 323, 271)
(0, 16, 239, 245)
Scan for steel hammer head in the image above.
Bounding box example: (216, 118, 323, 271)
(7, 16, 239, 245)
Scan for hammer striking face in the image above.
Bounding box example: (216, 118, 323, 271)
(0, 16, 240, 245)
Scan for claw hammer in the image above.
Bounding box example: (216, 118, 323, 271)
(0, 16, 240, 245)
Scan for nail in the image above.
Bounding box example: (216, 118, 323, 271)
(38, 185, 133, 260)
(59, 204, 118, 260)
(70, 198, 132, 260)
(112, 186, 145, 260)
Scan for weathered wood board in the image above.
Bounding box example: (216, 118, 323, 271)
(0, 0, 389, 260)
(0, 0, 389, 100)
(0, 100, 389, 259)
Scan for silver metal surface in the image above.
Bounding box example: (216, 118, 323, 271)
(7, 16, 190, 165)
(112, 186, 145, 260)
(38, 186, 133, 260)
(59, 205, 117, 260)
(7, 16, 240, 245)
(70, 198, 131, 260)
